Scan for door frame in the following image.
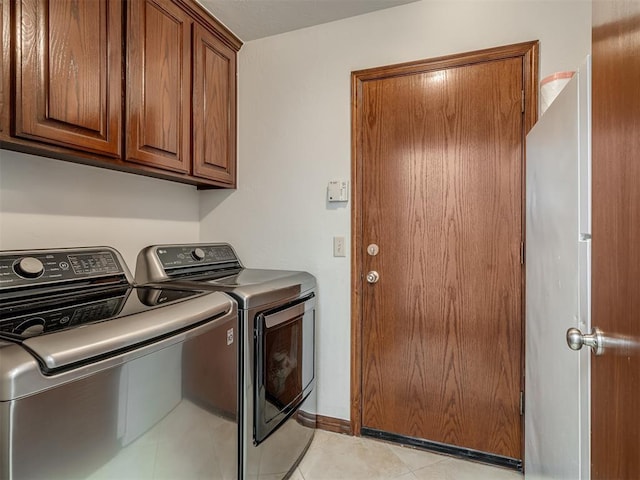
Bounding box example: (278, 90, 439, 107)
(350, 41, 539, 439)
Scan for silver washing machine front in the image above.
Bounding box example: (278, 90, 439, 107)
(0, 246, 239, 480)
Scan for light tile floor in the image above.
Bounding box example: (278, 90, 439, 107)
(289, 430, 522, 480)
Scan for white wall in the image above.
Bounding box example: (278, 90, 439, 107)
(0, 150, 200, 269)
(0, 0, 591, 425)
(200, 0, 591, 421)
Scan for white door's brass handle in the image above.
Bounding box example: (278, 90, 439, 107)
(366, 271, 380, 284)
(566, 327, 604, 356)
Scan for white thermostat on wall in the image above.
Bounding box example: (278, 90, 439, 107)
(327, 180, 349, 202)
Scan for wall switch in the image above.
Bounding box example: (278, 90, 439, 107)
(333, 236, 346, 257)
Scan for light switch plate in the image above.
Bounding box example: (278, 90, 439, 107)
(333, 236, 346, 257)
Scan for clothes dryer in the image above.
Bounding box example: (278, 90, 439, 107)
(136, 243, 316, 480)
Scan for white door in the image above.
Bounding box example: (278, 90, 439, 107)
(524, 58, 591, 479)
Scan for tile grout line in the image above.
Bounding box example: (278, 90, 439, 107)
(380, 441, 427, 476)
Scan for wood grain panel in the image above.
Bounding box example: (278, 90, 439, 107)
(315, 414, 352, 435)
(15, 0, 121, 155)
(591, 1, 640, 478)
(48, 0, 101, 131)
(1, 0, 8, 134)
(126, 0, 190, 173)
(192, 22, 236, 185)
(359, 57, 524, 459)
(351, 44, 537, 445)
(144, 3, 179, 154)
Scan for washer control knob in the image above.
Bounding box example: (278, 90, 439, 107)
(191, 248, 206, 261)
(14, 257, 45, 279)
(15, 317, 46, 336)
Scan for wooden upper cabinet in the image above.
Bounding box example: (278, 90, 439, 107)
(2, 0, 240, 187)
(14, 0, 122, 156)
(126, 0, 191, 174)
(192, 23, 236, 186)
(127, 2, 238, 185)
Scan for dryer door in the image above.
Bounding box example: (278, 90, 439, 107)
(254, 293, 315, 444)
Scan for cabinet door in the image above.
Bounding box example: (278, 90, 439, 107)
(192, 23, 236, 186)
(1, 0, 8, 135)
(15, 0, 122, 156)
(126, 0, 191, 174)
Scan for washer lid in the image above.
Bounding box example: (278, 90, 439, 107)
(8, 289, 234, 372)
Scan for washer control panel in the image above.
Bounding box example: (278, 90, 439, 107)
(0, 248, 124, 289)
(0, 291, 127, 338)
(156, 244, 239, 269)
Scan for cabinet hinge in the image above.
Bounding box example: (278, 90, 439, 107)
(520, 391, 524, 416)
(521, 90, 525, 113)
(520, 241, 525, 265)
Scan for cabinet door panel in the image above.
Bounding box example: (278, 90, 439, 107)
(15, 0, 121, 156)
(126, 0, 190, 174)
(1, 0, 8, 134)
(192, 23, 236, 185)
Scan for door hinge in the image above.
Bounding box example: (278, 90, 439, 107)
(520, 241, 525, 265)
(521, 90, 525, 113)
(520, 391, 524, 416)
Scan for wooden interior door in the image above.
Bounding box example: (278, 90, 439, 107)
(591, 1, 640, 478)
(352, 43, 537, 465)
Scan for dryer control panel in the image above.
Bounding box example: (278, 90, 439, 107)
(155, 244, 240, 269)
(136, 243, 244, 284)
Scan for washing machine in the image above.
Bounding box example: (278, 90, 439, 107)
(0, 246, 239, 479)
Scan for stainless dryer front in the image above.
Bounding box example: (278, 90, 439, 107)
(136, 243, 317, 480)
